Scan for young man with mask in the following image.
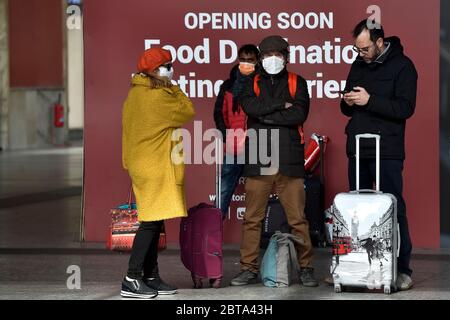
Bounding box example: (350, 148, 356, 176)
(214, 44, 259, 219)
(230, 35, 318, 287)
(340, 19, 417, 291)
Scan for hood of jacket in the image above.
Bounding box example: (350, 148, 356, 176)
(131, 73, 151, 86)
(355, 36, 404, 66)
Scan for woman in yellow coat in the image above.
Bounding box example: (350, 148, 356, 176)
(121, 48, 195, 299)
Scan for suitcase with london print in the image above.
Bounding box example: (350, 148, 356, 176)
(330, 134, 400, 294)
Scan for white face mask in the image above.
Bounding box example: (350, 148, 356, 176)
(158, 66, 174, 80)
(262, 56, 285, 75)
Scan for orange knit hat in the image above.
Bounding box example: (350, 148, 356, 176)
(137, 48, 172, 74)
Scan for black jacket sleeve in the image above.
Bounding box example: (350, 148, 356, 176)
(340, 98, 355, 117)
(340, 64, 358, 118)
(238, 76, 286, 117)
(259, 76, 310, 126)
(213, 83, 227, 137)
(366, 61, 418, 120)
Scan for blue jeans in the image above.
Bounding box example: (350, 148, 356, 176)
(348, 158, 413, 277)
(220, 154, 244, 219)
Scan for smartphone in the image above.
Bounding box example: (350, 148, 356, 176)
(339, 88, 361, 95)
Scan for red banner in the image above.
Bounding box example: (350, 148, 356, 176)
(83, 0, 440, 248)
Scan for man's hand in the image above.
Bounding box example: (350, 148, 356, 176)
(343, 94, 355, 106)
(344, 87, 371, 106)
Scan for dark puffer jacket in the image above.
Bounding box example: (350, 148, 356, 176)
(341, 36, 418, 159)
(238, 67, 310, 178)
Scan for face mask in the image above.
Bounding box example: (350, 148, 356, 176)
(262, 56, 285, 75)
(158, 66, 174, 80)
(238, 62, 256, 75)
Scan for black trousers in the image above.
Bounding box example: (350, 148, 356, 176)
(348, 158, 413, 277)
(127, 220, 163, 279)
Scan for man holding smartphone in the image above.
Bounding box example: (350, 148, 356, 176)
(340, 19, 418, 291)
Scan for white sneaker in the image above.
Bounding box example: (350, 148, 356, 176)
(396, 273, 413, 291)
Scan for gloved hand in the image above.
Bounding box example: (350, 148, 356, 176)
(231, 72, 246, 99)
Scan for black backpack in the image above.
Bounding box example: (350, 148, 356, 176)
(260, 195, 291, 249)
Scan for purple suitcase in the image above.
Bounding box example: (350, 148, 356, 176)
(180, 203, 223, 288)
(180, 139, 223, 288)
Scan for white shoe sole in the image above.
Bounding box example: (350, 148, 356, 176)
(397, 284, 413, 291)
(120, 290, 158, 299)
(230, 280, 257, 286)
(157, 290, 178, 295)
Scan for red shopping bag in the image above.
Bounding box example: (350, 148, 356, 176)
(106, 188, 167, 252)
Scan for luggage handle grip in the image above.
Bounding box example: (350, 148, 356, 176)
(350, 189, 382, 194)
(355, 134, 380, 192)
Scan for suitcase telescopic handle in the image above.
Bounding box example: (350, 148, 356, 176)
(126, 185, 134, 209)
(215, 136, 223, 209)
(355, 134, 381, 192)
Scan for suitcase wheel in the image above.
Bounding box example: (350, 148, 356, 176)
(334, 284, 342, 293)
(192, 275, 203, 289)
(384, 285, 391, 295)
(209, 278, 222, 289)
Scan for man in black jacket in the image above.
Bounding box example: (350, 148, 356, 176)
(341, 19, 417, 291)
(230, 35, 318, 287)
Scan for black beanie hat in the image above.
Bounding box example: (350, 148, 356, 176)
(259, 35, 289, 55)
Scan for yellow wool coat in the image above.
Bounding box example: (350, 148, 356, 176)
(122, 74, 195, 222)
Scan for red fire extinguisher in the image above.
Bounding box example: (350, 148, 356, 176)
(54, 94, 64, 128)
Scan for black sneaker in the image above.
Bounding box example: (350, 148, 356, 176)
(230, 270, 258, 286)
(144, 277, 178, 295)
(121, 277, 158, 299)
(299, 267, 319, 287)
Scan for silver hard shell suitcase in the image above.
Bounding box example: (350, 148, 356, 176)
(331, 134, 400, 294)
